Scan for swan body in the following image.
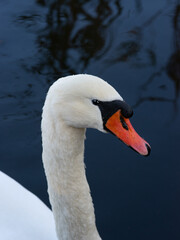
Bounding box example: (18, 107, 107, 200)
(0, 74, 150, 240)
(0, 171, 57, 240)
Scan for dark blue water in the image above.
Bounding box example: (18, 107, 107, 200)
(0, 0, 180, 239)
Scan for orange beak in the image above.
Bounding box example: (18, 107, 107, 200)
(105, 110, 151, 156)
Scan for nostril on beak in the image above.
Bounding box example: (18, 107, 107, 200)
(145, 143, 151, 156)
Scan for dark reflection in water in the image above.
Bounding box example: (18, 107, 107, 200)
(0, 0, 180, 240)
(134, 3, 180, 110)
(167, 4, 180, 107)
(28, 0, 122, 82)
(107, 9, 162, 65)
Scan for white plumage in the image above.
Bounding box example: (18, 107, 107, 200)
(0, 74, 150, 240)
(0, 171, 57, 240)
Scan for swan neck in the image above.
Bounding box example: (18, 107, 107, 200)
(42, 119, 101, 240)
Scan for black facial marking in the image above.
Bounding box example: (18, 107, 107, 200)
(120, 116, 129, 130)
(96, 100, 133, 126)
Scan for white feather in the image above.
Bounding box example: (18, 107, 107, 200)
(0, 171, 57, 240)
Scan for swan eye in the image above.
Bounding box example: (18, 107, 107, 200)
(92, 99, 100, 105)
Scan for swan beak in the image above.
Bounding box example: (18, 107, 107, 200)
(105, 110, 151, 156)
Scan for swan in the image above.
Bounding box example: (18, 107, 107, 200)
(0, 74, 150, 240)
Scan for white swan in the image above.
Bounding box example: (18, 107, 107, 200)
(0, 74, 150, 240)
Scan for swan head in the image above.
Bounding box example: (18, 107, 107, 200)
(46, 74, 151, 156)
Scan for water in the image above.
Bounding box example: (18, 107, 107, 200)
(0, 0, 180, 239)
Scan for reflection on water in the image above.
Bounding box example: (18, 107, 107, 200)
(13, 0, 180, 109)
(118, 3, 180, 111)
(134, 3, 180, 112)
(107, 8, 163, 65)
(167, 4, 180, 107)
(14, 0, 180, 111)
(27, 0, 122, 82)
